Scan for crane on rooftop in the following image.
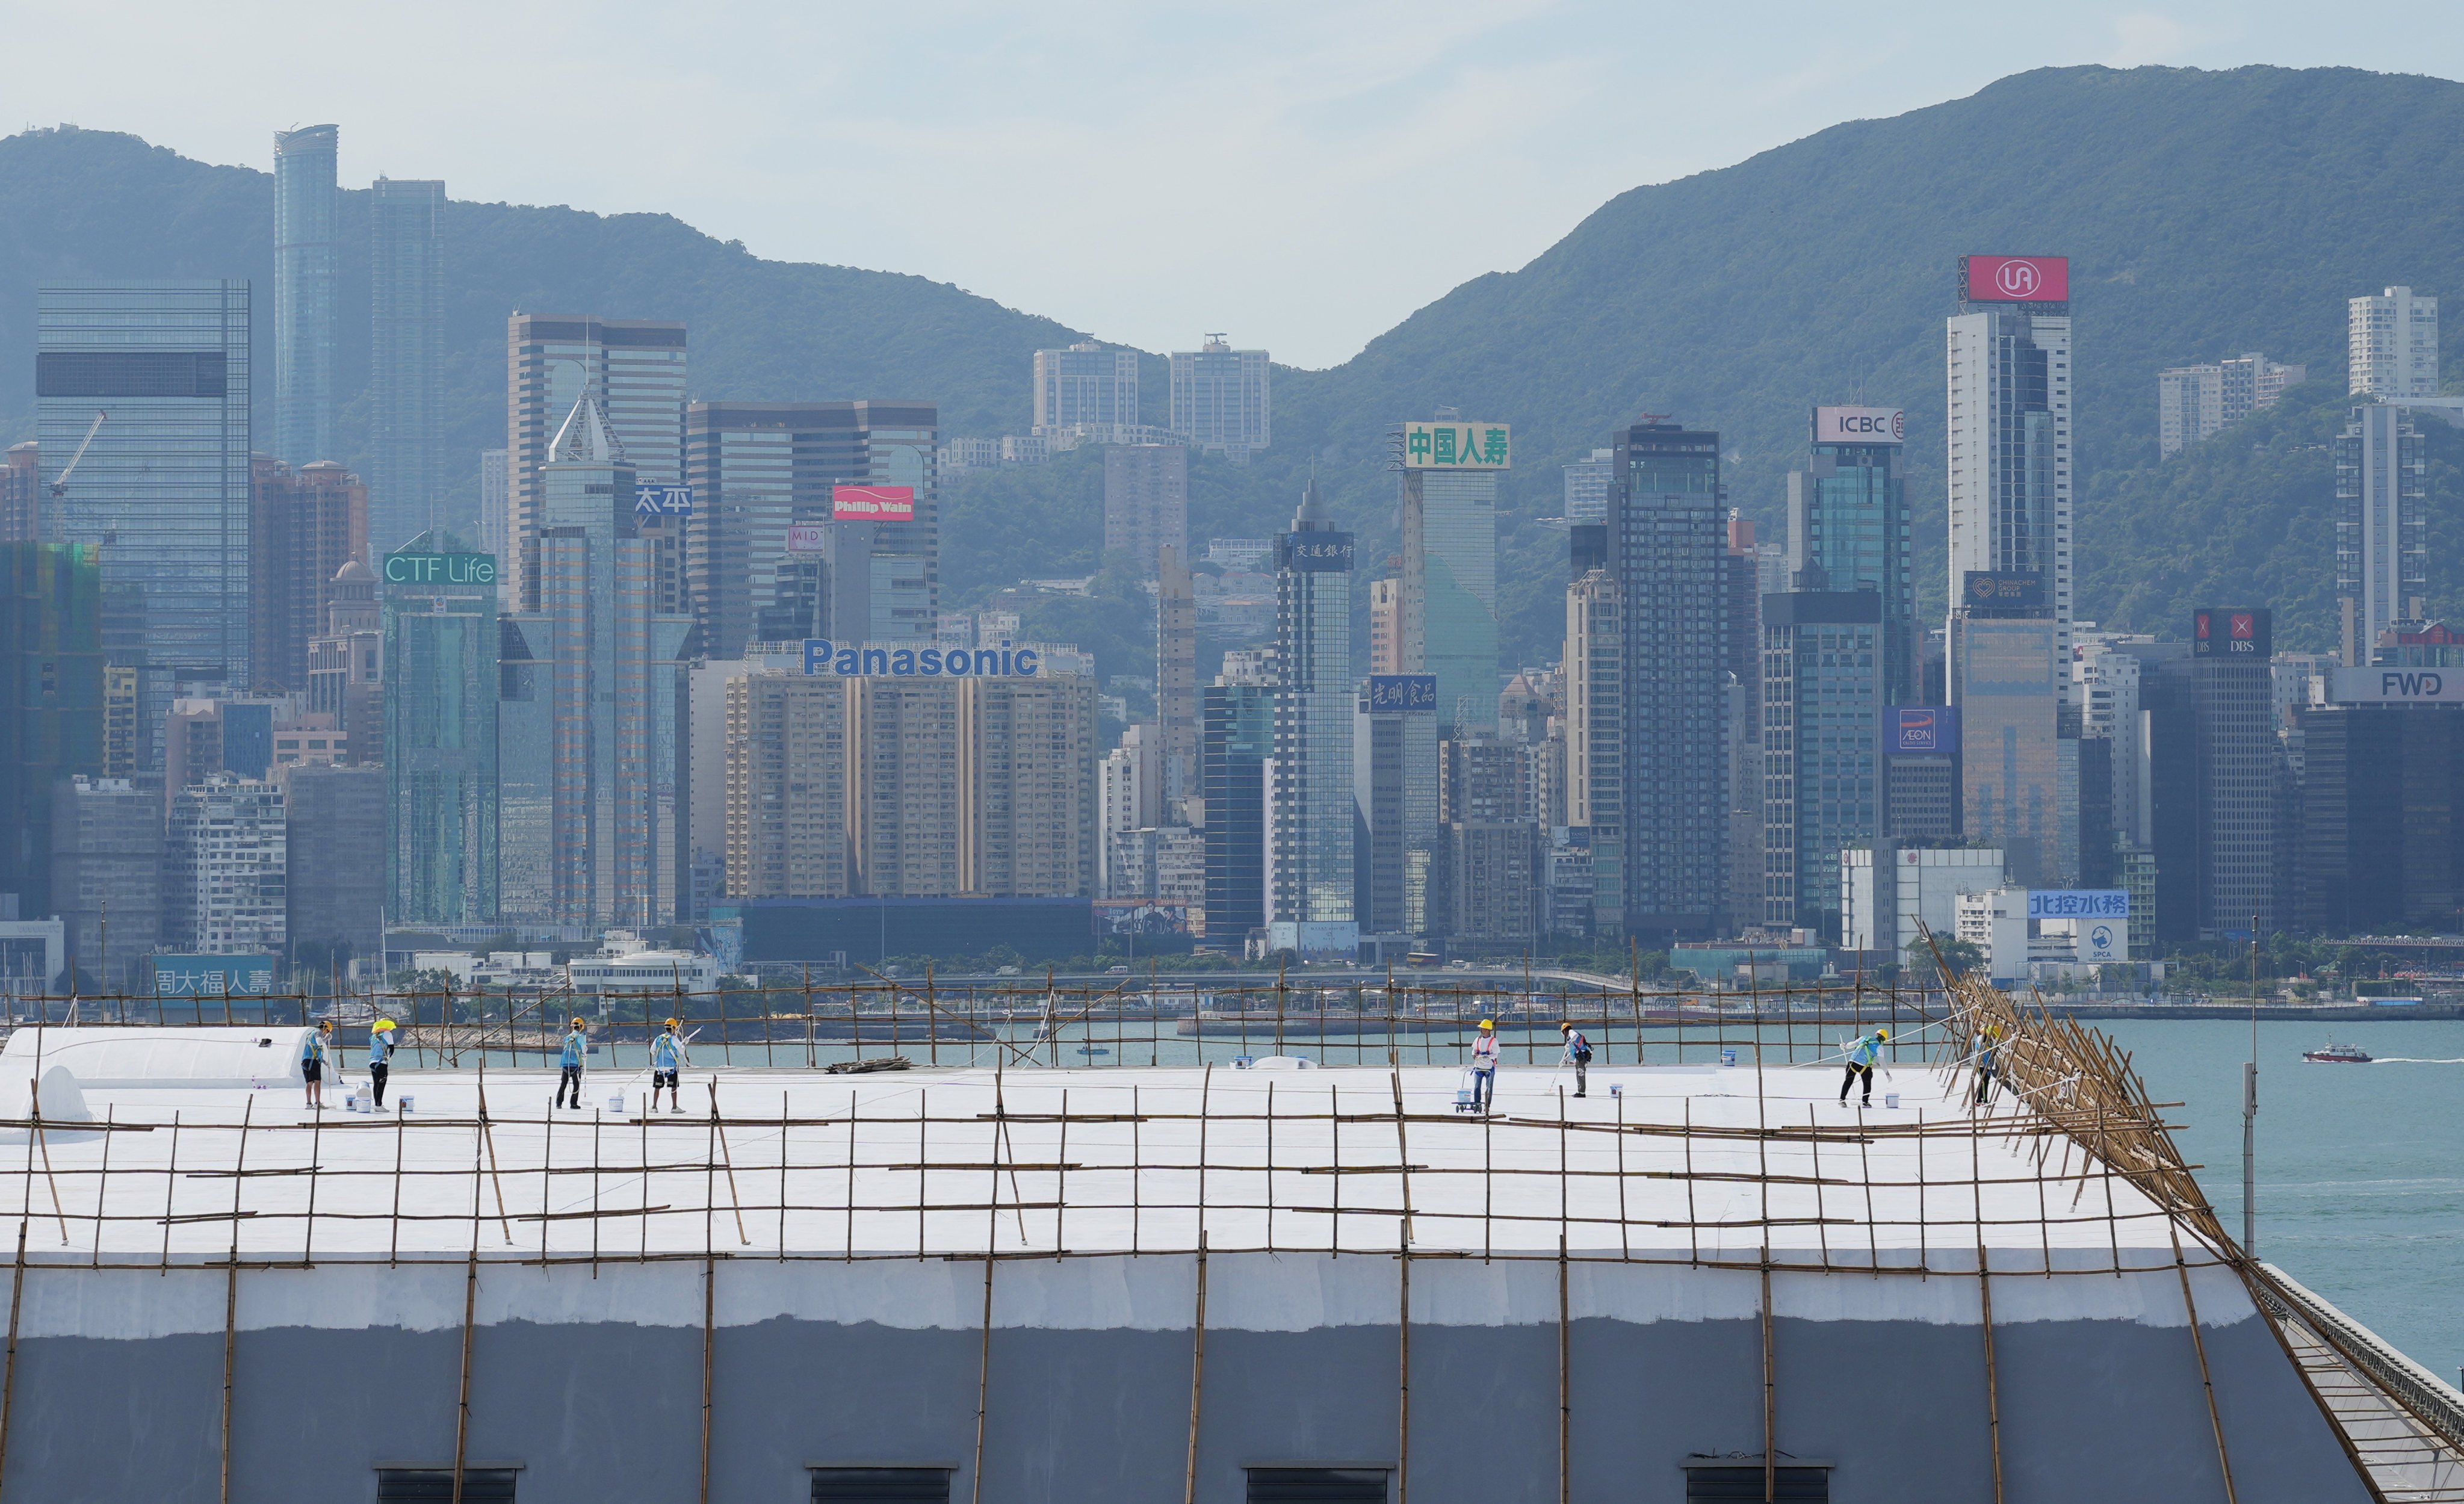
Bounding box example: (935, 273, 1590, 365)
(49, 409, 107, 497)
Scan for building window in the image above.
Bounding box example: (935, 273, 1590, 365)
(376, 1467, 519, 1501)
(810, 1467, 954, 1503)
(1683, 1462, 1830, 1500)
(1245, 1467, 1390, 1503)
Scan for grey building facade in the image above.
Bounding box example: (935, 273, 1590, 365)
(271, 125, 338, 468)
(369, 176, 448, 557)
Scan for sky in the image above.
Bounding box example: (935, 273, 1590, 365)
(8, 1, 2464, 369)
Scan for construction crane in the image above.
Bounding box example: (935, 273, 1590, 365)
(49, 410, 107, 497)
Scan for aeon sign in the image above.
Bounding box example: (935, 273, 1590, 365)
(1962, 255, 2070, 303)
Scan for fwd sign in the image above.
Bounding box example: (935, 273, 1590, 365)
(2382, 672, 2445, 697)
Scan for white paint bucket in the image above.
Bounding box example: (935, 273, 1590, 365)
(1720, 1048, 1738, 1067)
(1884, 1092, 1901, 1109)
(397, 1095, 415, 1115)
(607, 1092, 626, 1114)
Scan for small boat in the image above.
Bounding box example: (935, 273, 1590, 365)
(1077, 1045, 1112, 1057)
(2303, 1040, 2373, 1064)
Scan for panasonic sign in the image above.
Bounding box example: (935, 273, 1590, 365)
(802, 639, 1041, 678)
(2326, 667, 2464, 704)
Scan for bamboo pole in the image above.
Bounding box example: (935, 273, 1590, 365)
(1182, 1232, 1209, 1504)
(449, 1246, 478, 1504)
(0, 1222, 26, 1503)
(2170, 1224, 2240, 1504)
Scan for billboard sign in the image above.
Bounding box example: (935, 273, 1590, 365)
(1962, 571, 2045, 610)
(2026, 890, 2128, 920)
(832, 485, 915, 521)
(1886, 705, 1960, 757)
(1961, 255, 2070, 303)
(1402, 421, 1510, 471)
(2192, 607, 2271, 658)
(1093, 900, 1193, 938)
(152, 953, 277, 998)
(786, 522, 829, 554)
(382, 552, 497, 588)
(1277, 533, 1356, 572)
(1365, 675, 1438, 713)
(2326, 667, 2464, 704)
(2079, 919, 2127, 964)
(634, 484, 694, 518)
(803, 638, 1042, 678)
(1814, 406, 1906, 445)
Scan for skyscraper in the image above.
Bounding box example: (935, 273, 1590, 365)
(723, 672, 850, 900)
(1564, 548, 1621, 938)
(383, 531, 500, 926)
(164, 773, 286, 954)
(1367, 577, 1404, 674)
(1266, 481, 1354, 952)
(1103, 444, 1187, 577)
(1033, 342, 1139, 438)
(272, 126, 338, 468)
(1157, 545, 1198, 810)
(283, 763, 385, 963)
(1561, 448, 1614, 525)
(2335, 403, 2428, 666)
(2187, 607, 2279, 938)
(1354, 674, 1439, 935)
(478, 450, 509, 564)
(1, 444, 37, 543)
(1, 542, 102, 919)
(1203, 667, 1275, 945)
(1789, 406, 1915, 704)
(2348, 286, 2439, 398)
(1761, 593, 1884, 938)
(1169, 337, 1271, 461)
(1950, 603, 2064, 887)
(48, 775, 161, 990)
(249, 457, 367, 693)
(1399, 418, 1505, 737)
(1612, 419, 1729, 940)
(41, 279, 253, 758)
(683, 400, 941, 656)
(506, 315, 687, 610)
(1948, 255, 2073, 698)
(370, 177, 447, 555)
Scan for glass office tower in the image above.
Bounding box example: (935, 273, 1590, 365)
(1761, 592, 1883, 938)
(40, 280, 253, 766)
(1203, 678, 1275, 944)
(273, 125, 338, 467)
(1402, 464, 1501, 736)
(383, 530, 498, 925)
(0, 542, 103, 919)
(370, 177, 447, 557)
(1267, 480, 1355, 952)
(1788, 408, 1915, 704)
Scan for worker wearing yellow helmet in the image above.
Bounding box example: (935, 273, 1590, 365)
(1469, 1017, 1500, 1115)
(367, 1018, 398, 1111)
(649, 1018, 689, 1113)
(554, 1017, 589, 1111)
(1839, 1027, 1889, 1109)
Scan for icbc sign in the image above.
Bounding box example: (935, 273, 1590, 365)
(1814, 406, 1905, 445)
(1962, 255, 2070, 303)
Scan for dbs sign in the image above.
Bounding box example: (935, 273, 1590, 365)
(1963, 255, 2069, 303)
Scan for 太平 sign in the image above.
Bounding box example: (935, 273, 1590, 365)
(803, 639, 1042, 678)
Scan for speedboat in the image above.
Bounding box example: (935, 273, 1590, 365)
(2303, 1040, 2373, 1063)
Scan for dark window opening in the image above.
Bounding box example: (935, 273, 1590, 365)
(1246, 1467, 1390, 1504)
(811, 1465, 954, 1503)
(376, 1467, 518, 1502)
(1684, 1464, 1830, 1501)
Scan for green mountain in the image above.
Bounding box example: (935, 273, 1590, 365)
(8, 64, 2464, 672)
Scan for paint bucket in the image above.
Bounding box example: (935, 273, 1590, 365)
(1884, 1092, 1901, 1109)
(1609, 1083, 1623, 1099)
(1721, 1047, 1738, 1068)
(607, 1092, 626, 1114)
(397, 1095, 415, 1115)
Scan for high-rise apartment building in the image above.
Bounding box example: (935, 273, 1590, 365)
(684, 400, 939, 655)
(1724, 513, 1765, 935)
(42, 280, 253, 759)
(1562, 448, 1613, 525)
(506, 315, 687, 609)
(1266, 482, 1353, 950)
(1761, 593, 1884, 938)
(1, 444, 37, 543)
(1789, 407, 1915, 704)
(478, 450, 509, 564)
(1611, 419, 1729, 939)
(2349, 286, 2439, 398)
(383, 532, 499, 926)
(272, 126, 338, 468)
(1157, 546, 1198, 809)
(1033, 342, 1139, 437)
(2336, 403, 2430, 666)
(283, 763, 384, 962)
(1103, 444, 1188, 578)
(1948, 256, 2073, 699)
(1564, 552, 1622, 938)
(1203, 670, 1275, 944)
(1, 542, 102, 919)
(2157, 355, 2305, 457)
(164, 773, 286, 953)
(370, 177, 448, 555)
(48, 775, 161, 989)
(1399, 419, 1505, 735)
(1169, 337, 1271, 461)
(723, 673, 849, 900)
(249, 457, 368, 693)
(1354, 675, 1439, 935)
(1368, 577, 1404, 674)
(306, 562, 383, 761)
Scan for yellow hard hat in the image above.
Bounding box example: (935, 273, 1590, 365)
(571, 1018, 586, 1029)
(373, 1019, 397, 1032)
(318, 1018, 334, 1029)
(1877, 1027, 1890, 1040)
(1479, 1018, 1495, 1030)
(664, 1018, 678, 1030)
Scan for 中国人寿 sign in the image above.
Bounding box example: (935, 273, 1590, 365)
(802, 639, 1042, 678)
(1402, 421, 1509, 470)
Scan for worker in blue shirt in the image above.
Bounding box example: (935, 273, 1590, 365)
(1975, 1024, 2003, 1107)
(1838, 1027, 1888, 1108)
(554, 1018, 589, 1110)
(302, 1020, 333, 1111)
(367, 1018, 397, 1109)
(649, 1019, 689, 1113)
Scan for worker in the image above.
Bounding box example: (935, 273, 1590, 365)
(302, 1019, 334, 1110)
(1469, 1018, 1500, 1115)
(1838, 1027, 1888, 1108)
(1559, 1020, 1593, 1099)
(649, 1019, 689, 1113)
(367, 1018, 397, 1110)
(1975, 1024, 2002, 1107)
(554, 1018, 589, 1110)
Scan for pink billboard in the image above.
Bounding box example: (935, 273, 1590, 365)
(1963, 255, 2069, 302)
(832, 484, 916, 521)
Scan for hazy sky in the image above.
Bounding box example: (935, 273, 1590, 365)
(10, 1, 2463, 368)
